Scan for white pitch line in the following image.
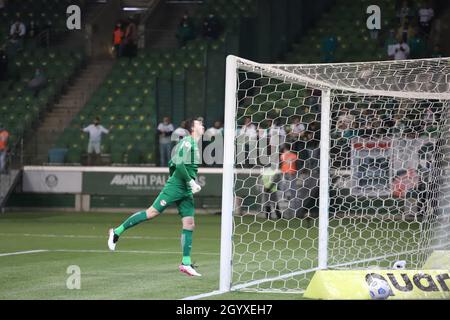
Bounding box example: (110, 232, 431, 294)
(0, 248, 218, 257)
(0, 233, 180, 240)
(0, 250, 49, 257)
(181, 290, 226, 300)
(0, 233, 217, 241)
(52, 249, 219, 256)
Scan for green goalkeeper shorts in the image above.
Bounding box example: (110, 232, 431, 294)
(151, 180, 195, 218)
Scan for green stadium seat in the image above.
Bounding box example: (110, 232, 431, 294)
(124, 148, 142, 164)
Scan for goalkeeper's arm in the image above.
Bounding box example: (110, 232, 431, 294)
(173, 142, 201, 194)
(175, 163, 201, 194)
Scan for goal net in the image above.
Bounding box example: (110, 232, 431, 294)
(219, 56, 450, 293)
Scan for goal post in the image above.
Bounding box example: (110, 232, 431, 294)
(220, 55, 450, 293)
(219, 55, 238, 292)
(318, 88, 331, 270)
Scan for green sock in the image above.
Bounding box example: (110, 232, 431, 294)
(114, 211, 147, 236)
(181, 229, 193, 265)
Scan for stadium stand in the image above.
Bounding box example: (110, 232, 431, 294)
(284, 0, 446, 63)
(284, 0, 397, 63)
(52, 0, 258, 166)
(4, 0, 446, 167)
(0, 48, 85, 154)
(0, 0, 83, 49)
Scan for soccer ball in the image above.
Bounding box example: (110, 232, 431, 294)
(368, 278, 392, 300)
(392, 260, 406, 270)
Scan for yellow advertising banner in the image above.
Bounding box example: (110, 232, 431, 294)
(304, 270, 450, 300)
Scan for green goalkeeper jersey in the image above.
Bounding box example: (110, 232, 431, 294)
(168, 135, 200, 185)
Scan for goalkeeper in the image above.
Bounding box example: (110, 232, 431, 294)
(108, 117, 205, 277)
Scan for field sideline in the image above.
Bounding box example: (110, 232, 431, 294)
(0, 212, 303, 300)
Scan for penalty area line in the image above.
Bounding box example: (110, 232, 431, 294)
(0, 250, 49, 257)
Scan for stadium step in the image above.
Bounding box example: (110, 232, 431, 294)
(23, 58, 115, 165)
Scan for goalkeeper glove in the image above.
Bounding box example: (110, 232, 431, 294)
(188, 180, 201, 194)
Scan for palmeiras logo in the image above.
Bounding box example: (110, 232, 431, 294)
(160, 200, 167, 207)
(45, 174, 58, 188)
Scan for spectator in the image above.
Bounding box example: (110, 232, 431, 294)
(396, 0, 414, 24)
(259, 119, 286, 154)
(397, 19, 415, 42)
(0, 0, 7, 13)
(237, 117, 257, 166)
(177, 11, 195, 47)
(204, 120, 224, 166)
(0, 48, 7, 81)
(172, 120, 190, 142)
(392, 36, 410, 60)
(202, 13, 222, 40)
(290, 116, 306, 139)
(204, 120, 223, 141)
(392, 168, 418, 198)
(82, 117, 110, 166)
(280, 144, 298, 177)
(335, 108, 356, 139)
(424, 105, 436, 125)
(393, 114, 406, 131)
(27, 68, 47, 97)
(176, 21, 195, 47)
(334, 119, 350, 139)
(304, 122, 321, 169)
(306, 122, 320, 147)
(408, 33, 426, 58)
(10, 19, 26, 40)
(179, 11, 194, 29)
(112, 22, 124, 58)
(331, 113, 355, 168)
(0, 124, 9, 173)
(284, 125, 294, 147)
(261, 166, 281, 220)
(157, 116, 174, 166)
(321, 35, 337, 63)
(279, 144, 298, 211)
(269, 119, 286, 153)
(124, 18, 138, 58)
(418, 1, 434, 37)
(9, 20, 26, 54)
(239, 117, 257, 139)
(336, 108, 355, 131)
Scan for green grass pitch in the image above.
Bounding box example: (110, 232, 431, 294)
(0, 212, 303, 300)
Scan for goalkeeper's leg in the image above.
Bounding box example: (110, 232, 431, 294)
(178, 196, 201, 276)
(108, 206, 160, 251)
(108, 188, 176, 250)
